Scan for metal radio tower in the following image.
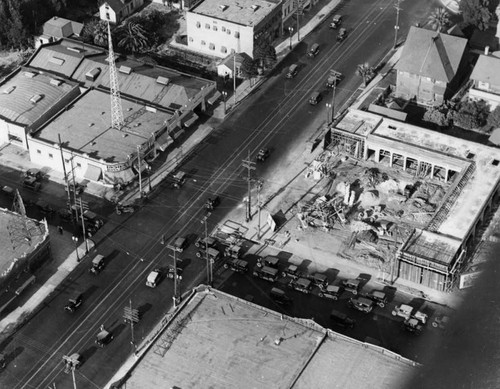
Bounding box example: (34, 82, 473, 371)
(107, 22, 124, 130)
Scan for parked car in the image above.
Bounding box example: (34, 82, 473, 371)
(318, 284, 344, 300)
(330, 309, 355, 328)
(224, 258, 249, 274)
(1, 185, 15, 198)
(282, 264, 303, 280)
(392, 304, 428, 324)
(270, 287, 292, 305)
(26, 168, 43, 181)
(225, 244, 243, 259)
(252, 265, 279, 282)
(329, 14, 342, 29)
(115, 203, 134, 215)
(348, 297, 374, 313)
(64, 293, 83, 313)
(146, 269, 162, 288)
(257, 255, 280, 268)
(311, 273, 328, 289)
(23, 176, 41, 191)
(307, 43, 320, 58)
(337, 28, 348, 42)
(63, 353, 82, 373)
(404, 317, 424, 334)
(95, 327, 114, 347)
(89, 255, 105, 274)
(195, 236, 216, 248)
(36, 200, 54, 214)
(366, 290, 388, 308)
(65, 182, 85, 195)
(289, 277, 313, 294)
(256, 148, 270, 162)
(286, 64, 298, 79)
(196, 247, 221, 262)
(308, 91, 322, 105)
(342, 279, 361, 295)
(326, 71, 342, 88)
(205, 196, 220, 211)
(432, 315, 450, 329)
(171, 171, 187, 189)
(173, 236, 188, 252)
(167, 266, 183, 279)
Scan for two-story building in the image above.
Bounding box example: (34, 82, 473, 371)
(186, 0, 281, 59)
(469, 52, 500, 109)
(34, 17, 83, 49)
(395, 26, 468, 106)
(99, 0, 144, 24)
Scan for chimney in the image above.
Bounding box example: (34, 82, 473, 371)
(485, 46, 490, 55)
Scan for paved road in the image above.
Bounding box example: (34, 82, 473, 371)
(0, 0, 440, 387)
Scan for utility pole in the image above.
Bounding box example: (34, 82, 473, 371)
(295, 0, 302, 41)
(123, 299, 140, 354)
(233, 53, 237, 107)
(242, 150, 256, 222)
(137, 145, 143, 197)
(256, 180, 263, 239)
(58, 134, 73, 224)
(331, 71, 337, 121)
(167, 245, 181, 307)
(393, 0, 402, 49)
(201, 212, 212, 286)
(78, 198, 89, 253)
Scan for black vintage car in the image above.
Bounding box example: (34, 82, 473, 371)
(64, 293, 83, 313)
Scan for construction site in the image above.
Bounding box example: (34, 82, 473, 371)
(272, 109, 500, 292)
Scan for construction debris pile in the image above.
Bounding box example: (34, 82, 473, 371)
(295, 154, 450, 270)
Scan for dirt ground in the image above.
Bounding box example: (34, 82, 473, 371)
(0, 50, 31, 79)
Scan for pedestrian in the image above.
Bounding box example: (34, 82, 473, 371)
(161, 235, 165, 245)
(58, 225, 63, 235)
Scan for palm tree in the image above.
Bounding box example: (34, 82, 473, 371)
(117, 21, 150, 54)
(428, 7, 450, 32)
(357, 63, 374, 87)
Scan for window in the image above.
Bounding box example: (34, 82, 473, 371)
(205, 23, 210, 29)
(196, 21, 201, 28)
(213, 26, 217, 31)
(209, 43, 215, 50)
(221, 46, 227, 54)
(227, 29, 231, 34)
(222, 26, 226, 32)
(106, 12, 110, 20)
(234, 31, 240, 38)
(48, 153, 53, 159)
(189, 37, 194, 42)
(76, 163, 82, 168)
(37, 149, 42, 154)
(64, 158, 69, 163)
(201, 40, 206, 46)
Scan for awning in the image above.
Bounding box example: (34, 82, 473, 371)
(103, 168, 136, 185)
(155, 131, 174, 152)
(83, 164, 102, 182)
(183, 113, 199, 128)
(207, 91, 221, 105)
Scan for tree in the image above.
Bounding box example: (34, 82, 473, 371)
(488, 106, 500, 128)
(423, 106, 451, 127)
(459, 0, 491, 31)
(117, 20, 150, 54)
(239, 57, 258, 81)
(82, 20, 108, 47)
(428, 7, 450, 32)
(450, 99, 489, 129)
(253, 38, 276, 71)
(357, 63, 374, 86)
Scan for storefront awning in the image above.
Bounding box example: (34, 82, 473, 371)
(83, 164, 102, 182)
(183, 113, 199, 128)
(103, 168, 136, 185)
(207, 91, 222, 105)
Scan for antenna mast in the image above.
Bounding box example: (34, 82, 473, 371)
(107, 22, 124, 130)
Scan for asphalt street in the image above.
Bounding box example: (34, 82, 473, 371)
(0, 0, 443, 387)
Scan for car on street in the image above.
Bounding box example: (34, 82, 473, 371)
(225, 243, 243, 259)
(282, 264, 303, 280)
(167, 266, 183, 279)
(366, 290, 388, 308)
(270, 287, 292, 305)
(347, 296, 374, 313)
(115, 203, 134, 215)
(253, 265, 279, 282)
(65, 182, 85, 195)
(36, 200, 54, 214)
(330, 309, 355, 328)
(289, 277, 313, 294)
(63, 353, 82, 373)
(26, 168, 43, 181)
(342, 278, 361, 295)
(311, 273, 328, 289)
(308, 91, 322, 105)
(307, 43, 320, 58)
(205, 196, 220, 211)
(286, 64, 298, 79)
(23, 176, 41, 191)
(64, 293, 83, 313)
(89, 254, 105, 274)
(404, 317, 424, 334)
(256, 148, 270, 162)
(337, 28, 348, 42)
(392, 304, 428, 324)
(171, 171, 187, 188)
(318, 284, 344, 300)
(224, 258, 249, 274)
(95, 327, 114, 347)
(329, 14, 342, 29)
(257, 255, 280, 268)
(196, 247, 221, 263)
(1, 185, 15, 198)
(146, 269, 162, 288)
(195, 236, 217, 248)
(173, 236, 188, 252)
(326, 71, 342, 88)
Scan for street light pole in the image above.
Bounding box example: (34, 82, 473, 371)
(393, 0, 401, 49)
(256, 180, 263, 239)
(72, 235, 80, 261)
(325, 103, 332, 124)
(288, 27, 293, 50)
(201, 212, 212, 286)
(332, 80, 337, 121)
(222, 91, 227, 115)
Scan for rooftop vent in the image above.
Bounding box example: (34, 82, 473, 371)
(388, 125, 397, 130)
(67, 47, 84, 53)
(30, 94, 43, 104)
(3, 86, 15, 94)
(88, 123, 94, 127)
(49, 57, 65, 66)
(119, 65, 132, 75)
(466, 152, 475, 159)
(86, 67, 101, 81)
(156, 76, 170, 86)
(219, 4, 228, 11)
(24, 71, 37, 78)
(492, 159, 499, 166)
(251, 4, 260, 11)
(127, 107, 133, 111)
(50, 78, 63, 86)
(91, 141, 97, 146)
(146, 106, 157, 113)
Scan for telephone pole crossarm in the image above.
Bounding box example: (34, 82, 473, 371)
(242, 150, 256, 222)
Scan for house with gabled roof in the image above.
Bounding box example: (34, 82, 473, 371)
(395, 26, 468, 106)
(34, 16, 83, 49)
(469, 52, 500, 109)
(99, 0, 144, 24)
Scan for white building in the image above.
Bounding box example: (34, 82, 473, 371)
(186, 0, 281, 59)
(99, 0, 145, 24)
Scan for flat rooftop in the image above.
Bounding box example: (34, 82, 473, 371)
(32, 89, 172, 163)
(190, 0, 280, 27)
(122, 287, 417, 389)
(335, 109, 382, 137)
(0, 67, 79, 126)
(0, 208, 48, 274)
